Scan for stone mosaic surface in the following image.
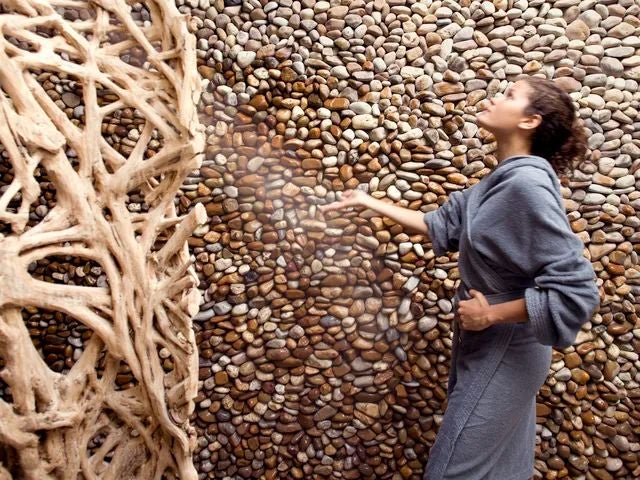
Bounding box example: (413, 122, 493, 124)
(179, 0, 640, 478)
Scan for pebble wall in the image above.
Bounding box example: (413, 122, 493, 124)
(1, 0, 639, 479)
(180, 0, 640, 478)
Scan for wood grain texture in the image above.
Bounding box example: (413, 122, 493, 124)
(0, 1, 204, 478)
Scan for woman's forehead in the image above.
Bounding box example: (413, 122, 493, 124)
(505, 80, 529, 96)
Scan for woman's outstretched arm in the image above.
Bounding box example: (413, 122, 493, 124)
(319, 189, 430, 237)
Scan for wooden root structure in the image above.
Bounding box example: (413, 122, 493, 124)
(0, 0, 205, 478)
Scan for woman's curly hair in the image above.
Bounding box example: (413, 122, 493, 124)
(520, 76, 587, 175)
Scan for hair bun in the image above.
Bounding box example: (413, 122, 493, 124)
(522, 76, 587, 175)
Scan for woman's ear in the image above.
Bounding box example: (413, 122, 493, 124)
(519, 113, 542, 131)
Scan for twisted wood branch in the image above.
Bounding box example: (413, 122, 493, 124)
(0, 0, 204, 478)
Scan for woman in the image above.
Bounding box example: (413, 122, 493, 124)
(319, 76, 600, 479)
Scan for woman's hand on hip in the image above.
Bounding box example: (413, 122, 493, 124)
(457, 289, 495, 331)
(319, 189, 368, 213)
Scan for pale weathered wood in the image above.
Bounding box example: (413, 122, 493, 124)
(0, 0, 204, 478)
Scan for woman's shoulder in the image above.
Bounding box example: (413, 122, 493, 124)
(495, 160, 560, 195)
(474, 162, 563, 215)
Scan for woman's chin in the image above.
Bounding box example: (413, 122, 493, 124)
(476, 113, 492, 130)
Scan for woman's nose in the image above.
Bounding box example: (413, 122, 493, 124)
(491, 93, 504, 104)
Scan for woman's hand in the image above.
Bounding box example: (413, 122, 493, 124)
(318, 188, 430, 235)
(318, 189, 368, 213)
(457, 289, 495, 331)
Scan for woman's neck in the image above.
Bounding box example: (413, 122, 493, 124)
(495, 135, 532, 163)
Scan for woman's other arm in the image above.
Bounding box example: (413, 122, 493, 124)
(457, 291, 529, 331)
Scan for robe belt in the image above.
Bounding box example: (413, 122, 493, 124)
(454, 281, 529, 307)
(447, 281, 530, 396)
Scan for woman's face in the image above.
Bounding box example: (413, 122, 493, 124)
(476, 80, 536, 135)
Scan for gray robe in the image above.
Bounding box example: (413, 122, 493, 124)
(422, 155, 600, 480)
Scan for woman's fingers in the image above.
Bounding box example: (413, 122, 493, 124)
(318, 202, 343, 213)
(319, 201, 353, 212)
(468, 289, 489, 307)
(319, 199, 356, 212)
(318, 190, 365, 213)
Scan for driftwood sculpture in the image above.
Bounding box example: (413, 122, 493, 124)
(0, 0, 204, 478)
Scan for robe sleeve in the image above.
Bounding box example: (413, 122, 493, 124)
(423, 189, 468, 256)
(475, 169, 600, 348)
